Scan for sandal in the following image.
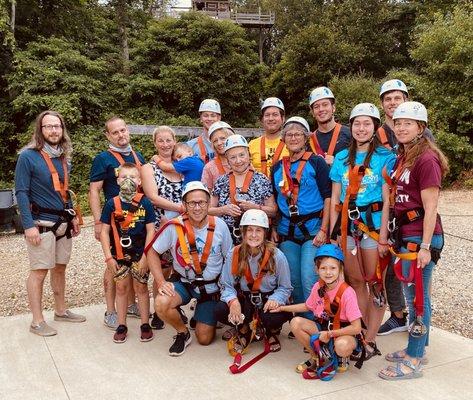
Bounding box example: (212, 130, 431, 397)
(378, 359, 423, 380)
(302, 365, 335, 380)
(385, 348, 428, 364)
(267, 335, 281, 352)
(350, 341, 381, 362)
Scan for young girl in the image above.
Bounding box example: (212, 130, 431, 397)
(329, 103, 396, 357)
(378, 102, 448, 380)
(273, 244, 362, 378)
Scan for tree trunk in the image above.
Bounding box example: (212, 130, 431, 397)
(116, 0, 130, 75)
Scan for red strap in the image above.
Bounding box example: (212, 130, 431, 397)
(108, 149, 142, 169)
(228, 169, 254, 205)
(229, 338, 271, 374)
(183, 215, 215, 275)
(214, 156, 226, 175)
(322, 282, 349, 330)
(280, 152, 311, 205)
(39, 150, 69, 203)
(144, 218, 184, 255)
(393, 255, 424, 316)
(327, 123, 341, 156)
(309, 133, 324, 156)
(377, 127, 392, 150)
(197, 136, 209, 164)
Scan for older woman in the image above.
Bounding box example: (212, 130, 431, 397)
(210, 134, 277, 244)
(215, 209, 292, 352)
(141, 126, 184, 329)
(379, 102, 448, 380)
(271, 117, 331, 319)
(201, 121, 234, 191)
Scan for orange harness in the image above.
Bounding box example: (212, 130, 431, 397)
(260, 137, 285, 177)
(214, 156, 226, 175)
(377, 127, 392, 150)
(321, 281, 349, 330)
(309, 123, 341, 156)
(40, 150, 69, 203)
(231, 245, 271, 293)
(108, 149, 142, 169)
(110, 193, 144, 261)
(280, 151, 311, 208)
(197, 136, 210, 164)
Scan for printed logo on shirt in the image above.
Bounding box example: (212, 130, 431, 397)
(120, 207, 146, 228)
(392, 169, 411, 203)
(174, 237, 218, 268)
(341, 168, 378, 192)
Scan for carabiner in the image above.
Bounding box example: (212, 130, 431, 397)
(348, 207, 360, 221)
(409, 316, 427, 338)
(388, 217, 397, 233)
(250, 293, 263, 307)
(65, 208, 77, 216)
(120, 236, 132, 248)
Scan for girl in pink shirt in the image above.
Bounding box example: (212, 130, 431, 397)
(273, 244, 362, 377)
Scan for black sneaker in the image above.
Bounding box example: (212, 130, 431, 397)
(177, 307, 188, 324)
(189, 317, 197, 330)
(169, 330, 192, 356)
(150, 312, 165, 330)
(377, 313, 408, 336)
(113, 325, 128, 344)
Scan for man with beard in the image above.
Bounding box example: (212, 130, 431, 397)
(308, 87, 351, 167)
(89, 116, 145, 329)
(145, 181, 232, 356)
(15, 110, 85, 336)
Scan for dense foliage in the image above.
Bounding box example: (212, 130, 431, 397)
(0, 0, 471, 193)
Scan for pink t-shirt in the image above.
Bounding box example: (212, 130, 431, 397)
(201, 158, 231, 191)
(394, 149, 443, 237)
(305, 281, 362, 323)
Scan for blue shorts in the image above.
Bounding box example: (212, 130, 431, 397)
(173, 281, 218, 327)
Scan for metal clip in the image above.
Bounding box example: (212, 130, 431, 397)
(120, 236, 132, 248)
(409, 316, 428, 338)
(348, 207, 360, 221)
(250, 293, 263, 307)
(65, 208, 76, 216)
(373, 291, 386, 308)
(232, 226, 242, 239)
(388, 217, 397, 233)
(289, 204, 299, 217)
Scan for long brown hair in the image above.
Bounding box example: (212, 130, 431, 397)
(398, 123, 449, 178)
(235, 228, 277, 276)
(344, 117, 381, 168)
(22, 110, 72, 159)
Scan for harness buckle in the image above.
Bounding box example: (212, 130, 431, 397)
(409, 316, 427, 338)
(120, 236, 132, 248)
(250, 293, 263, 307)
(388, 218, 397, 233)
(289, 204, 299, 217)
(348, 207, 360, 221)
(372, 290, 386, 308)
(194, 274, 204, 282)
(65, 208, 76, 216)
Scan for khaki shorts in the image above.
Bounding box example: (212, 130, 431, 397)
(26, 220, 72, 270)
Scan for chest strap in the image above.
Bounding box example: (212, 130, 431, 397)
(108, 149, 142, 169)
(309, 123, 341, 156)
(376, 127, 392, 150)
(260, 137, 285, 177)
(39, 150, 69, 203)
(214, 156, 226, 175)
(197, 136, 210, 164)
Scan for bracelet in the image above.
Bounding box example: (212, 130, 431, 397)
(378, 242, 388, 246)
(228, 298, 238, 307)
(104, 256, 114, 263)
(319, 227, 327, 233)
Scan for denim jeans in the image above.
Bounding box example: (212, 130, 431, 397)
(279, 239, 318, 320)
(401, 234, 443, 358)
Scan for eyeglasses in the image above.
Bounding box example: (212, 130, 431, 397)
(185, 200, 209, 209)
(42, 124, 63, 131)
(284, 132, 305, 139)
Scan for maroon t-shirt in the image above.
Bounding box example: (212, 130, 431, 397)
(394, 149, 443, 237)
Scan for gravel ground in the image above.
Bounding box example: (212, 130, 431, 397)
(1, 190, 472, 338)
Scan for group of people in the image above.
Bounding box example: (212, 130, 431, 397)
(15, 78, 449, 381)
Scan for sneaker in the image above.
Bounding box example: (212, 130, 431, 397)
(113, 325, 128, 343)
(54, 310, 86, 323)
(177, 307, 188, 324)
(104, 311, 118, 330)
(288, 331, 295, 339)
(127, 303, 140, 319)
(30, 321, 57, 337)
(169, 330, 192, 356)
(378, 313, 408, 336)
(222, 327, 237, 341)
(140, 323, 154, 342)
(150, 312, 164, 330)
(189, 317, 197, 330)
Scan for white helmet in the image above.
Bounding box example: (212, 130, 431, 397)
(182, 181, 210, 200)
(240, 209, 269, 229)
(393, 101, 428, 123)
(309, 86, 335, 107)
(261, 97, 285, 112)
(380, 79, 409, 98)
(199, 99, 221, 114)
(224, 134, 249, 153)
(349, 103, 381, 123)
(283, 116, 311, 135)
(208, 121, 234, 139)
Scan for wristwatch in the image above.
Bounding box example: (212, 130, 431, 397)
(420, 242, 431, 251)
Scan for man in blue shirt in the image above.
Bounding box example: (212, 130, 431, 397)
(88, 116, 145, 328)
(15, 110, 86, 337)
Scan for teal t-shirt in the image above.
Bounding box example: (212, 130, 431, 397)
(330, 147, 396, 229)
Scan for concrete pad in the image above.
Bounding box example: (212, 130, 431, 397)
(0, 304, 472, 400)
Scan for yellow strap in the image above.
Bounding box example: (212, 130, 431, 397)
(174, 222, 191, 265)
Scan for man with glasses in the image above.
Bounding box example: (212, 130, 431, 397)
(89, 116, 145, 329)
(15, 110, 85, 336)
(146, 181, 232, 356)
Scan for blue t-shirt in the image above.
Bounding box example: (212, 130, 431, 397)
(101, 195, 155, 259)
(187, 135, 215, 162)
(172, 155, 205, 186)
(89, 150, 145, 201)
(272, 154, 331, 238)
(15, 149, 73, 229)
(330, 147, 396, 229)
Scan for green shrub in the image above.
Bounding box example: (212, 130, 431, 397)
(436, 130, 473, 184)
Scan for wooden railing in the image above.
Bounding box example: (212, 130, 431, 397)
(168, 7, 275, 25)
(128, 125, 261, 139)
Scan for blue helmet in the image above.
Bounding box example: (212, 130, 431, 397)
(314, 244, 344, 263)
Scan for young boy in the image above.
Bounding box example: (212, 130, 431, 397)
(155, 143, 205, 186)
(272, 244, 362, 378)
(100, 162, 156, 343)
